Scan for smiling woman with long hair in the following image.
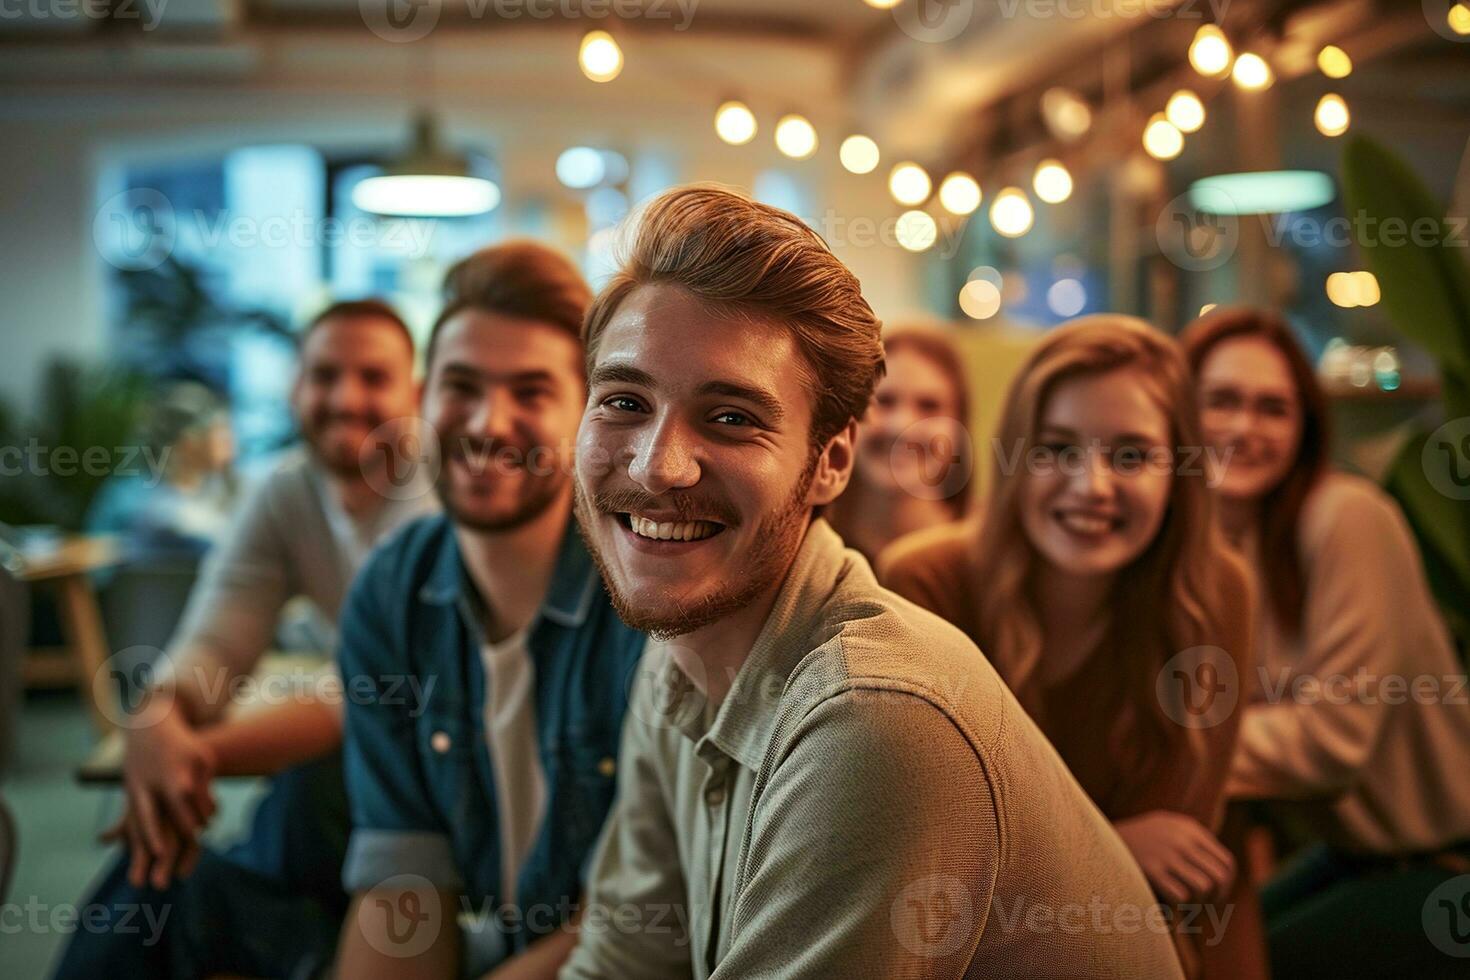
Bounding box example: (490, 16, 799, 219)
(825, 324, 972, 562)
(881, 315, 1263, 979)
(1182, 306, 1470, 980)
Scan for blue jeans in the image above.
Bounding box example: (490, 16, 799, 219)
(51, 753, 349, 980)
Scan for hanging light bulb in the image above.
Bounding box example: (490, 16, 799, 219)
(1317, 45, 1352, 78)
(840, 135, 881, 174)
(990, 187, 1034, 238)
(1041, 87, 1092, 141)
(938, 172, 982, 215)
(864, 0, 902, 7)
(714, 101, 757, 145)
(1166, 90, 1206, 133)
(774, 114, 818, 159)
(895, 210, 938, 252)
(1315, 94, 1350, 137)
(1450, 3, 1470, 36)
(1189, 25, 1233, 77)
(959, 279, 1002, 320)
(579, 31, 623, 83)
(889, 163, 932, 206)
(1032, 159, 1073, 204)
(1143, 113, 1184, 161)
(1232, 52, 1273, 90)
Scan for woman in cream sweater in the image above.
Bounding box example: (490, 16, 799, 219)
(1182, 306, 1470, 979)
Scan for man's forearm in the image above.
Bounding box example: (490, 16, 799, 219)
(200, 697, 344, 776)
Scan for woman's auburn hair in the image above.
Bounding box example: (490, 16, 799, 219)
(878, 324, 974, 516)
(581, 184, 886, 450)
(974, 314, 1229, 785)
(1178, 305, 1329, 637)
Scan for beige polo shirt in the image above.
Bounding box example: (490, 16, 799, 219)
(561, 519, 1184, 979)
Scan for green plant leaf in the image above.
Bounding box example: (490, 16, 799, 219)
(1384, 428, 1470, 655)
(1341, 135, 1470, 374)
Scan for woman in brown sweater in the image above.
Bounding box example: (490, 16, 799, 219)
(1181, 306, 1470, 979)
(881, 315, 1264, 979)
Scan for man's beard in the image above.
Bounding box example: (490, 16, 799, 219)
(303, 411, 380, 478)
(436, 437, 569, 533)
(573, 465, 814, 640)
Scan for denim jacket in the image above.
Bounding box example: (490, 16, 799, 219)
(338, 513, 645, 975)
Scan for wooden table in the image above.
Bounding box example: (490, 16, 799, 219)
(17, 535, 119, 733)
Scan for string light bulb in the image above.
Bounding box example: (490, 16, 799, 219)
(579, 31, 623, 83)
(896, 210, 938, 252)
(938, 172, 982, 214)
(774, 114, 818, 160)
(1317, 45, 1352, 78)
(1166, 90, 1206, 134)
(889, 163, 932, 206)
(1232, 52, 1274, 90)
(1189, 25, 1233, 77)
(839, 135, 881, 174)
(714, 101, 757, 145)
(1032, 159, 1073, 204)
(990, 187, 1034, 238)
(1143, 113, 1184, 160)
(1450, 3, 1470, 36)
(1315, 94, 1350, 137)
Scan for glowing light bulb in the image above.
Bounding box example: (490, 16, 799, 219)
(895, 210, 938, 252)
(959, 279, 1001, 320)
(579, 31, 623, 83)
(990, 187, 1034, 238)
(1032, 159, 1073, 204)
(889, 162, 932, 206)
(1189, 25, 1233, 77)
(1317, 45, 1352, 78)
(839, 135, 880, 174)
(1143, 113, 1184, 161)
(1232, 52, 1273, 91)
(1166, 90, 1206, 134)
(714, 101, 757, 145)
(1315, 94, 1349, 137)
(1450, 3, 1470, 36)
(938, 172, 982, 215)
(774, 114, 818, 160)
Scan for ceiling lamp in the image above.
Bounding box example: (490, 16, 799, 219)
(889, 162, 932, 206)
(1189, 25, 1233, 77)
(352, 114, 500, 217)
(1166, 90, 1206, 134)
(938, 172, 982, 214)
(1032, 159, 1073, 203)
(714, 101, 757, 145)
(1188, 171, 1335, 215)
(774, 114, 818, 160)
(840, 135, 881, 174)
(1232, 52, 1273, 90)
(990, 187, 1034, 238)
(579, 30, 623, 83)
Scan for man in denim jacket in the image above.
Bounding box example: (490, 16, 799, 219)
(334, 242, 646, 979)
